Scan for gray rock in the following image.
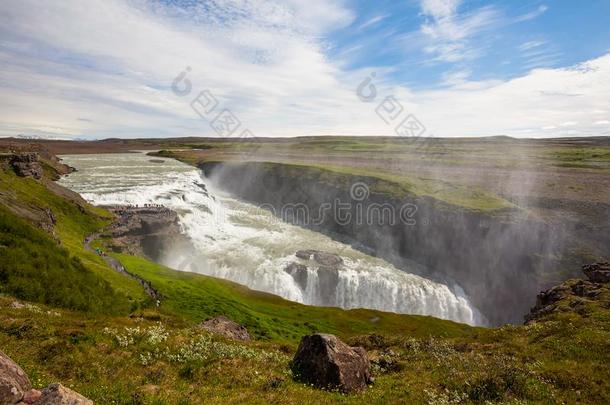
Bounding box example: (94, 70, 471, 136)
(10, 153, 43, 180)
(292, 334, 372, 393)
(312, 252, 343, 267)
(0, 350, 32, 404)
(316, 266, 339, 306)
(31, 383, 92, 404)
(200, 316, 251, 341)
(295, 250, 317, 260)
(583, 262, 610, 283)
(284, 262, 309, 290)
(295, 250, 343, 267)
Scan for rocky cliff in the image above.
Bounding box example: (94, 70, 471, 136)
(526, 262, 610, 323)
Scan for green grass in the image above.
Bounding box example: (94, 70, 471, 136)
(201, 160, 514, 213)
(547, 147, 610, 169)
(0, 168, 149, 312)
(156, 136, 610, 172)
(0, 206, 128, 313)
(115, 253, 474, 343)
(1, 275, 608, 404)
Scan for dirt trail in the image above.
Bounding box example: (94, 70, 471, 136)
(84, 234, 162, 305)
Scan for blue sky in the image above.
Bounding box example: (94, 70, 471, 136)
(333, 0, 610, 88)
(0, 0, 609, 139)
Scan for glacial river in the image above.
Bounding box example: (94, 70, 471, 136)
(58, 152, 484, 325)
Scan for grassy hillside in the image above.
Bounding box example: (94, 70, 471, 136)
(0, 206, 128, 313)
(0, 161, 147, 313)
(1, 263, 608, 404)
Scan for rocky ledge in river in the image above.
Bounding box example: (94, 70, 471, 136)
(284, 250, 344, 305)
(526, 262, 610, 323)
(1, 350, 91, 404)
(102, 205, 192, 261)
(295, 250, 344, 267)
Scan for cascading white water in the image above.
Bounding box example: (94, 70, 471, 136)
(58, 152, 485, 326)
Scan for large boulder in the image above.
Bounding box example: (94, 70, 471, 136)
(200, 316, 251, 341)
(292, 334, 372, 392)
(583, 262, 610, 283)
(0, 350, 32, 404)
(31, 383, 92, 404)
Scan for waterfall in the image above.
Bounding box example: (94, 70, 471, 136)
(58, 152, 486, 326)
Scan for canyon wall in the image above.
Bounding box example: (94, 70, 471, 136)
(199, 161, 598, 325)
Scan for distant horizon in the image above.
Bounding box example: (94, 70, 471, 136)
(3, 133, 610, 143)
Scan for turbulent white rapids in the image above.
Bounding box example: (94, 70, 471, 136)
(59, 153, 484, 326)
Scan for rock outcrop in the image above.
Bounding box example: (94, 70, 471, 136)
(0, 350, 31, 404)
(30, 384, 92, 405)
(284, 251, 344, 305)
(284, 262, 308, 290)
(526, 262, 609, 323)
(292, 334, 372, 392)
(0, 351, 91, 405)
(200, 316, 251, 341)
(582, 262, 610, 283)
(9, 153, 43, 180)
(103, 206, 192, 261)
(295, 250, 343, 267)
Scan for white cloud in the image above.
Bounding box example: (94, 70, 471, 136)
(418, 0, 500, 62)
(0, 0, 608, 140)
(517, 39, 562, 70)
(420, 0, 462, 20)
(515, 5, 549, 23)
(359, 14, 388, 30)
(518, 40, 547, 51)
(413, 55, 610, 137)
(441, 68, 471, 85)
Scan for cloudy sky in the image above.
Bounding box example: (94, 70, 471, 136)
(0, 0, 609, 139)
